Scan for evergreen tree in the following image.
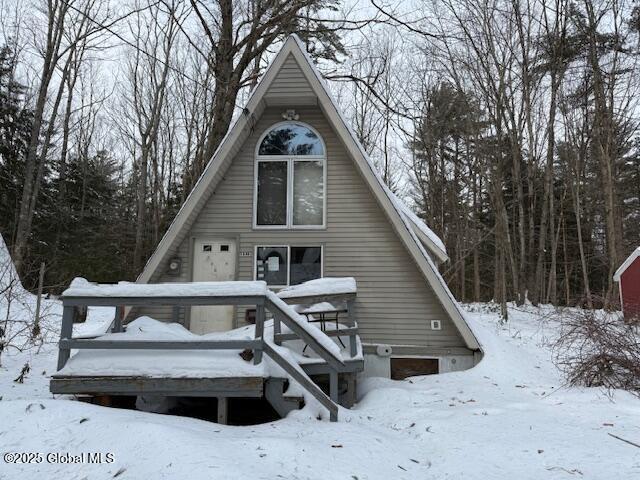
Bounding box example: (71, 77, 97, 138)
(0, 45, 35, 247)
(36, 151, 127, 287)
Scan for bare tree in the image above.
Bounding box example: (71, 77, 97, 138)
(12, 0, 111, 273)
(182, 0, 348, 186)
(119, 0, 185, 271)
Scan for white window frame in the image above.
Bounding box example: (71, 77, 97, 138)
(253, 245, 324, 288)
(253, 121, 327, 230)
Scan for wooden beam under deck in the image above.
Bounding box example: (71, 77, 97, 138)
(50, 376, 265, 398)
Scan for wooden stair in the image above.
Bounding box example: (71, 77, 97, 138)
(264, 378, 304, 417)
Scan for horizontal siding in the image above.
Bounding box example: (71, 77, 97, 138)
(139, 104, 465, 349)
(264, 54, 314, 98)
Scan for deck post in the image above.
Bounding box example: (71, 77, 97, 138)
(217, 397, 228, 424)
(254, 304, 265, 364)
(346, 299, 357, 358)
(329, 370, 339, 403)
(57, 305, 76, 371)
(343, 373, 357, 408)
(111, 306, 124, 333)
(273, 311, 281, 345)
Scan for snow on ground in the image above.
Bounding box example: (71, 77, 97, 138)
(1, 299, 639, 479)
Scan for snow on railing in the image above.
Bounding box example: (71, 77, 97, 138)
(265, 291, 343, 363)
(277, 277, 356, 300)
(54, 279, 347, 421)
(63, 278, 268, 298)
(275, 277, 358, 358)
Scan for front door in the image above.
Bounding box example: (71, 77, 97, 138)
(190, 239, 237, 334)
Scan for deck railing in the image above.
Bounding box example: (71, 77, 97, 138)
(56, 291, 348, 421)
(274, 292, 358, 359)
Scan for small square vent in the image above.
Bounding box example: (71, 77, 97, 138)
(431, 320, 442, 330)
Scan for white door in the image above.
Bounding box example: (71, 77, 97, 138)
(190, 239, 237, 335)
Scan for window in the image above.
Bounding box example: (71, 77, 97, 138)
(255, 245, 322, 287)
(390, 358, 439, 380)
(256, 161, 287, 226)
(255, 122, 326, 228)
(290, 246, 322, 285)
(293, 161, 323, 226)
(256, 246, 288, 286)
(258, 123, 324, 155)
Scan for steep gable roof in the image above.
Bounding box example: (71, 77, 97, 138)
(137, 35, 479, 350)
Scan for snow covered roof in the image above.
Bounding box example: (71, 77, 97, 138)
(136, 35, 480, 351)
(390, 194, 448, 263)
(63, 278, 268, 298)
(613, 247, 640, 281)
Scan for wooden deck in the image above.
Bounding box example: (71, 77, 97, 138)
(51, 282, 364, 423)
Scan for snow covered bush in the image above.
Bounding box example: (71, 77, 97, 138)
(552, 307, 640, 396)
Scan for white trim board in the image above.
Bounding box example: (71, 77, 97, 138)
(613, 247, 640, 281)
(135, 35, 480, 351)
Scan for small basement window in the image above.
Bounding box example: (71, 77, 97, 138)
(390, 357, 439, 380)
(255, 245, 322, 287)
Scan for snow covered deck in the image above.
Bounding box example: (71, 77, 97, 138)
(51, 278, 364, 422)
(55, 316, 363, 379)
(56, 317, 267, 379)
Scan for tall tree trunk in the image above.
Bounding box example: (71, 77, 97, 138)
(13, 1, 67, 271)
(533, 72, 559, 305)
(584, 0, 620, 305)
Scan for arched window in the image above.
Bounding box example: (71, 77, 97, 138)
(258, 123, 324, 156)
(254, 122, 326, 228)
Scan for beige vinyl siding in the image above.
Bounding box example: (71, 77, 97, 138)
(264, 54, 315, 101)
(140, 105, 465, 349)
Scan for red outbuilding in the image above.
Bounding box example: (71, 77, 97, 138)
(613, 247, 640, 324)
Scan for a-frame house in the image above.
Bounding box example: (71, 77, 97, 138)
(135, 35, 481, 378)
